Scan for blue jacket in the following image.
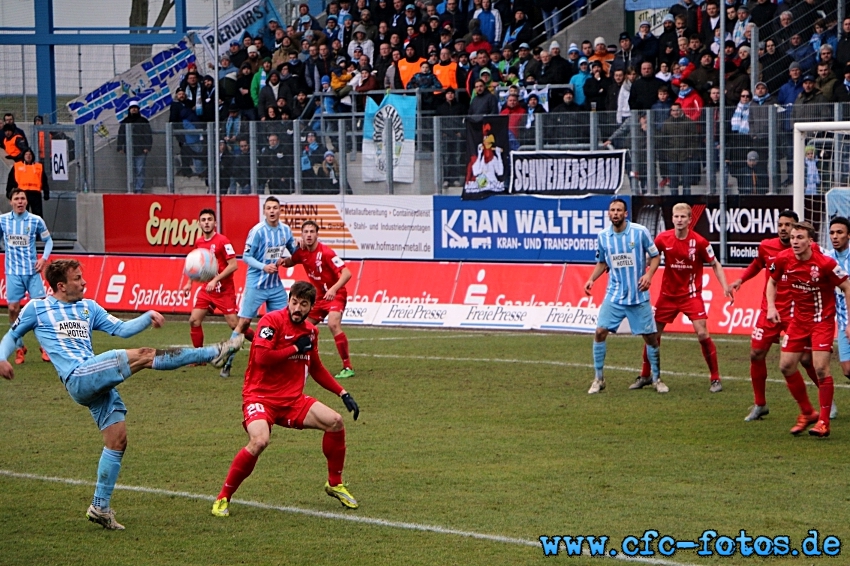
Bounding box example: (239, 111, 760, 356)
(569, 69, 591, 107)
(777, 77, 803, 131)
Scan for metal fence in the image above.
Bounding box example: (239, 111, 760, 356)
(25, 101, 850, 197)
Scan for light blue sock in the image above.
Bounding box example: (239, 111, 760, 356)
(92, 448, 124, 509)
(152, 346, 218, 370)
(224, 330, 241, 365)
(592, 341, 606, 379)
(646, 344, 660, 382)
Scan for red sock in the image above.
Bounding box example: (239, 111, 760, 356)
(322, 429, 346, 486)
(803, 364, 820, 387)
(334, 333, 351, 369)
(244, 327, 255, 342)
(818, 375, 834, 424)
(190, 325, 204, 348)
(217, 448, 258, 500)
(751, 358, 768, 406)
(699, 338, 720, 380)
(785, 371, 815, 415)
(640, 343, 651, 378)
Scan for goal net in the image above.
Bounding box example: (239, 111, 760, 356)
(795, 121, 850, 250)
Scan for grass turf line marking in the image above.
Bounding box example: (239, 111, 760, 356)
(0, 469, 702, 566)
(352, 352, 850, 390)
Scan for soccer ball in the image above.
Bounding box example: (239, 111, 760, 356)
(184, 248, 218, 282)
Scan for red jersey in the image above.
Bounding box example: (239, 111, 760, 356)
(769, 248, 847, 323)
(656, 229, 715, 300)
(290, 242, 348, 297)
(195, 232, 236, 294)
(243, 309, 343, 406)
(740, 237, 821, 314)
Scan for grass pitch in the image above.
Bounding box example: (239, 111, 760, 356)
(1, 322, 849, 565)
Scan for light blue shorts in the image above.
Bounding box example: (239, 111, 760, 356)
(65, 350, 132, 430)
(7, 273, 46, 303)
(598, 300, 657, 335)
(838, 327, 850, 363)
(238, 286, 288, 319)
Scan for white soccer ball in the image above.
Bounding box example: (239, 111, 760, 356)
(184, 248, 218, 282)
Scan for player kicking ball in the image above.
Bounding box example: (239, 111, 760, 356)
(767, 222, 850, 437)
(282, 220, 355, 379)
(0, 259, 244, 529)
(826, 217, 850, 384)
(585, 198, 665, 394)
(211, 281, 360, 517)
(633, 203, 734, 392)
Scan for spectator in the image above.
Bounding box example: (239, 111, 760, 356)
(633, 21, 659, 68)
(465, 49, 500, 92)
(837, 18, 850, 68)
(630, 61, 664, 110)
(473, 0, 502, 49)
(537, 50, 568, 87)
(502, 9, 532, 51)
(200, 75, 217, 122)
(231, 136, 253, 194)
(295, 3, 322, 31)
(565, 43, 581, 77)
(787, 33, 816, 73)
(500, 93, 525, 149)
(737, 151, 769, 193)
(747, 81, 776, 175)
(603, 114, 649, 190)
(259, 71, 293, 120)
(466, 29, 493, 55)
(761, 38, 792, 95)
(6, 148, 49, 217)
(353, 65, 380, 111)
(291, 90, 314, 121)
(589, 37, 614, 74)
(569, 58, 591, 107)
(651, 85, 673, 130)
(324, 15, 344, 45)
(772, 11, 795, 49)
(435, 47, 464, 94)
(581, 41, 594, 59)
(349, 25, 375, 62)
(583, 61, 610, 110)
(810, 19, 837, 63)
(660, 103, 700, 195)
(668, 0, 700, 37)
(612, 32, 644, 73)
(245, 45, 261, 74)
(116, 101, 152, 194)
(616, 68, 636, 125)
(436, 88, 467, 186)
(440, 0, 467, 37)
(407, 61, 443, 109)
(606, 68, 625, 112)
(676, 77, 703, 120)
(778, 62, 805, 107)
(658, 14, 679, 68)
(804, 145, 820, 194)
(732, 6, 750, 47)
(791, 74, 831, 125)
(729, 88, 752, 171)
(724, 58, 752, 105)
(383, 48, 402, 89)
(181, 71, 205, 119)
(549, 87, 589, 142)
(169, 88, 197, 176)
(260, 133, 290, 194)
(300, 131, 326, 183)
(313, 150, 345, 194)
(815, 61, 837, 101)
(222, 104, 246, 153)
(834, 64, 850, 102)
(700, 2, 722, 50)
(539, 0, 561, 39)
(468, 78, 499, 117)
(229, 40, 247, 69)
(359, 9, 378, 41)
(689, 51, 719, 102)
(819, 45, 839, 74)
(515, 43, 534, 81)
(749, 0, 775, 28)
(253, 36, 272, 60)
(656, 61, 672, 82)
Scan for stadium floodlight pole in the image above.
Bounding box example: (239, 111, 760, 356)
(718, 9, 727, 264)
(793, 121, 850, 219)
(213, 0, 222, 223)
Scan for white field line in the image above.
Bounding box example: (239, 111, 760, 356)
(0, 469, 702, 566)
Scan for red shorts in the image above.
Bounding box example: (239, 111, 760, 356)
(750, 311, 789, 350)
(194, 289, 238, 315)
(781, 320, 833, 353)
(308, 294, 347, 322)
(653, 295, 708, 324)
(242, 395, 318, 430)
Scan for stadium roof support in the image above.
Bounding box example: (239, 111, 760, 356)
(0, 0, 188, 119)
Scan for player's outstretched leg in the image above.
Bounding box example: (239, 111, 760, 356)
(148, 336, 243, 370)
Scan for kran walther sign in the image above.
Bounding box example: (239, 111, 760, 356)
(509, 150, 626, 196)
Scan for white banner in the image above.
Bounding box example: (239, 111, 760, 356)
(197, 0, 283, 61)
(50, 140, 69, 181)
(258, 195, 434, 259)
(66, 41, 195, 150)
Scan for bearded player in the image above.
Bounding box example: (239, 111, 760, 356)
(211, 281, 360, 518)
(730, 210, 826, 421)
(826, 217, 850, 383)
(182, 209, 248, 354)
(633, 203, 734, 392)
(282, 221, 354, 379)
(767, 222, 850, 437)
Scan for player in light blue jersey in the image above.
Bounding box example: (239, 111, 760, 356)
(220, 196, 298, 377)
(1, 188, 53, 364)
(0, 259, 244, 530)
(584, 198, 665, 394)
(828, 217, 850, 392)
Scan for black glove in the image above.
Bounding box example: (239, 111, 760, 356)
(341, 392, 359, 421)
(294, 334, 312, 353)
(43, 194, 49, 201)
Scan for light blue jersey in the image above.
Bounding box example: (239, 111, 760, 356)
(0, 210, 50, 276)
(243, 220, 297, 291)
(595, 221, 659, 306)
(826, 247, 850, 330)
(7, 297, 141, 383)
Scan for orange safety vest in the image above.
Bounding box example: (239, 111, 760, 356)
(433, 61, 459, 91)
(3, 134, 23, 158)
(14, 162, 43, 191)
(397, 57, 424, 90)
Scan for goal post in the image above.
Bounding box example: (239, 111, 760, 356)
(793, 121, 850, 247)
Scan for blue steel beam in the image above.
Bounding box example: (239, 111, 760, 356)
(34, 0, 56, 119)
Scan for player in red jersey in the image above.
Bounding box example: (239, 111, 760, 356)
(767, 222, 850, 437)
(635, 203, 733, 392)
(283, 220, 355, 379)
(210, 281, 361, 517)
(182, 210, 252, 357)
(729, 210, 825, 422)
